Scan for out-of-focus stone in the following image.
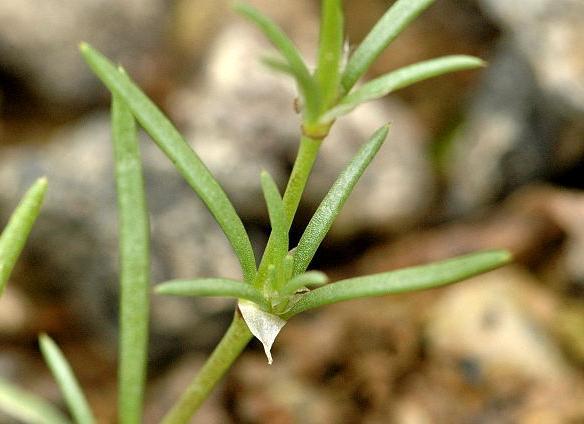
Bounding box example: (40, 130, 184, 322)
(0, 286, 31, 336)
(170, 20, 433, 237)
(0, 0, 169, 108)
(447, 0, 584, 212)
(226, 296, 423, 423)
(479, 0, 584, 115)
(0, 113, 241, 356)
(445, 42, 579, 211)
(545, 189, 584, 286)
(426, 266, 568, 382)
(555, 301, 584, 367)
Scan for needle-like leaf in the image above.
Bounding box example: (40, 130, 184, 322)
(293, 125, 389, 276)
(111, 95, 150, 424)
(314, 0, 344, 108)
(39, 334, 95, 424)
(256, 171, 288, 290)
(234, 2, 321, 123)
(341, 0, 435, 93)
(325, 56, 484, 121)
(285, 250, 512, 317)
(156, 279, 269, 310)
(79, 43, 256, 284)
(261, 171, 288, 259)
(0, 377, 71, 424)
(0, 177, 47, 296)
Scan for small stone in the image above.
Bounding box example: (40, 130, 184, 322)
(479, 0, 584, 115)
(426, 267, 569, 382)
(0, 0, 170, 108)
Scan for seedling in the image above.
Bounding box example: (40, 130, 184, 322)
(0, 1, 511, 423)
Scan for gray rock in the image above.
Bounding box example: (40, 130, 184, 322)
(446, 42, 578, 211)
(425, 267, 569, 382)
(479, 0, 584, 116)
(447, 0, 584, 212)
(0, 113, 243, 356)
(449, 44, 562, 211)
(170, 21, 433, 238)
(0, 0, 169, 108)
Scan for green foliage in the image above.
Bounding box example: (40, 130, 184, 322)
(0, 1, 510, 423)
(234, 2, 321, 123)
(341, 0, 435, 92)
(156, 278, 269, 309)
(78, 1, 506, 422)
(284, 250, 511, 318)
(0, 177, 47, 295)
(0, 378, 71, 424)
(39, 334, 95, 424)
(292, 125, 389, 276)
(324, 55, 485, 121)
(79, 44, 257, 285)
(112, 95, 150, 424)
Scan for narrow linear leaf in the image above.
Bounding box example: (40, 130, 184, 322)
(234, 2, 321, 122)
(293, 125, 389, 275)
(256, 171, 288, 289)
(281, 271, 328, 296)
(112, 95, 149, 424)
(326, 56, 484, 121)
(79, 43, 256, 284)
(156, 279, 269, 311)
(341, 0, 435, 92)
(315, 0, 344, 108)
(285, 250, 512, 317)
(39, 334, 95, 424)
(0, 377, 70, 424)
(0, 177, 47, 296)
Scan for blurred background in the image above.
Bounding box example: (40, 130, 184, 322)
(1, 0, 583, 422)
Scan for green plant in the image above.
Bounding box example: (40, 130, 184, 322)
(0, 1, 511, 423)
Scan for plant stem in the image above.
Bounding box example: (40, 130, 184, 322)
(282, 135, 322, 225)
(160, 312, 252, 424)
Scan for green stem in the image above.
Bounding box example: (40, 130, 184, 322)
(162, 135, 323, 421)
(254, 135, 322, 289)
(160, 312, 252, 424)
(282, 135, 322, 225)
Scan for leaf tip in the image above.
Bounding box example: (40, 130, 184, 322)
(231, 1, 249, 14)
(153, 284, 167, 295)
(38, 332, 52, 350)
(78, 41, 90, 52)
(496, 249, 513, 264)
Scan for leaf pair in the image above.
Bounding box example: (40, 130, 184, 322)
(237, 0, 484, 128)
